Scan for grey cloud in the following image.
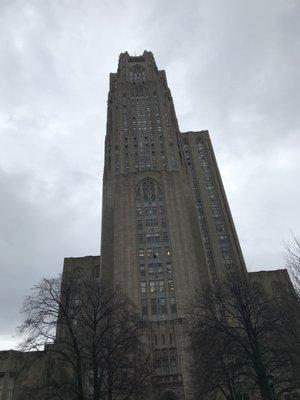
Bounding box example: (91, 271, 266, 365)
(0, 0, 299, 348)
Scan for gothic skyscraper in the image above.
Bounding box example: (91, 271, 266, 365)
(0, 51, 296, 400)
(100, 51, 247, 399)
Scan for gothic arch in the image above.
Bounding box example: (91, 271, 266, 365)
(129, 64, 146, 83)
(130, 64, 144, 73)
(135, 177, 163, 201)
(135, 177, 161, 191)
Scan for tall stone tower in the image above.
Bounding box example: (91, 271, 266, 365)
(100, 51, 246, 400)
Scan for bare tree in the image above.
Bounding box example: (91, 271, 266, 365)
(191, 272, 298, 400)
(191, 319, 248, 400)
(18, 274, 152, 400)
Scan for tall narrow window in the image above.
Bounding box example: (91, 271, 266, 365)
(135, 178, 177, 320)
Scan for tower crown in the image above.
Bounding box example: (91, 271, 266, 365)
(117, 51, 158, 82)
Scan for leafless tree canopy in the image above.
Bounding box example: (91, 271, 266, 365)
(18, 274, 152, 400)
(190, 272, 299, 400)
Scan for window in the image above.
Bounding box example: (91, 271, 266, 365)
(148, 266, 154, 275)
(151, 298, 157, 315)
(162, 353, 169, 375)
(155, 349, 178, 376)
(212, 204, 221, 217)
(139, 264, 146, 277)
(137, 221, 143, 230)
(224, 260, 233, 270)
(170, 351, 178, 374)
(139, 249, 145, 258)
(157, 263, 163, 274)
(141, 299, 148, 316)
(166, 262, 173, 274)
(138, 234, 144, 244)
(159, 280, 165, 292)
(170, 296, 177, 314)
(140, 281, 146, 293)
(135, 178, 177, 319)
(162, 232, 168, 241)
(160, 297, 167, 314)
(150, 281, 156, 293)
(168, 279, 175, 291)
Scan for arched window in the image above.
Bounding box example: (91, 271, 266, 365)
(129, 64, 146, 82)
(135, 178, 177, 321)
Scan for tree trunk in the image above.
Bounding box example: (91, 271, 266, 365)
(76, 360, 85, 400)
(253, 356, 274, 400)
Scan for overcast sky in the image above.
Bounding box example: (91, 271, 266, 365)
(0, 0, 299, 350)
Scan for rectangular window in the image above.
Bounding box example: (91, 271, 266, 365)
(137, 221, 143, 230)
(140, 281, 146, 293)
(218, 235, 228, 242)
(170, 296, 177, 314)
(220, 242, 230, 250)
(154, 350, 160, 370)
(149, 281, 156, 293)
(161, 353, 170, 375)
(222, 250, 231, 259)
(148, 266, 154, 275)
(138, 234, 144, 244)
(215, 220, 225, 233)
(139, 249, 145, 258)
(162, 232, 168, 241)
(168, 279, 175, 291)
(157, 262, 163, 274)
(212, 204, 221, 217)
(160, 297, 167, 314)
(224, 260, 233, 270)
(159, 280, 165, 292)
(139, 264, 146, 277)
(151, 298, 157, 315)
(170, 354, 178, 375)
(166, 262, 173, 275)
(141, 299, 148, 316)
